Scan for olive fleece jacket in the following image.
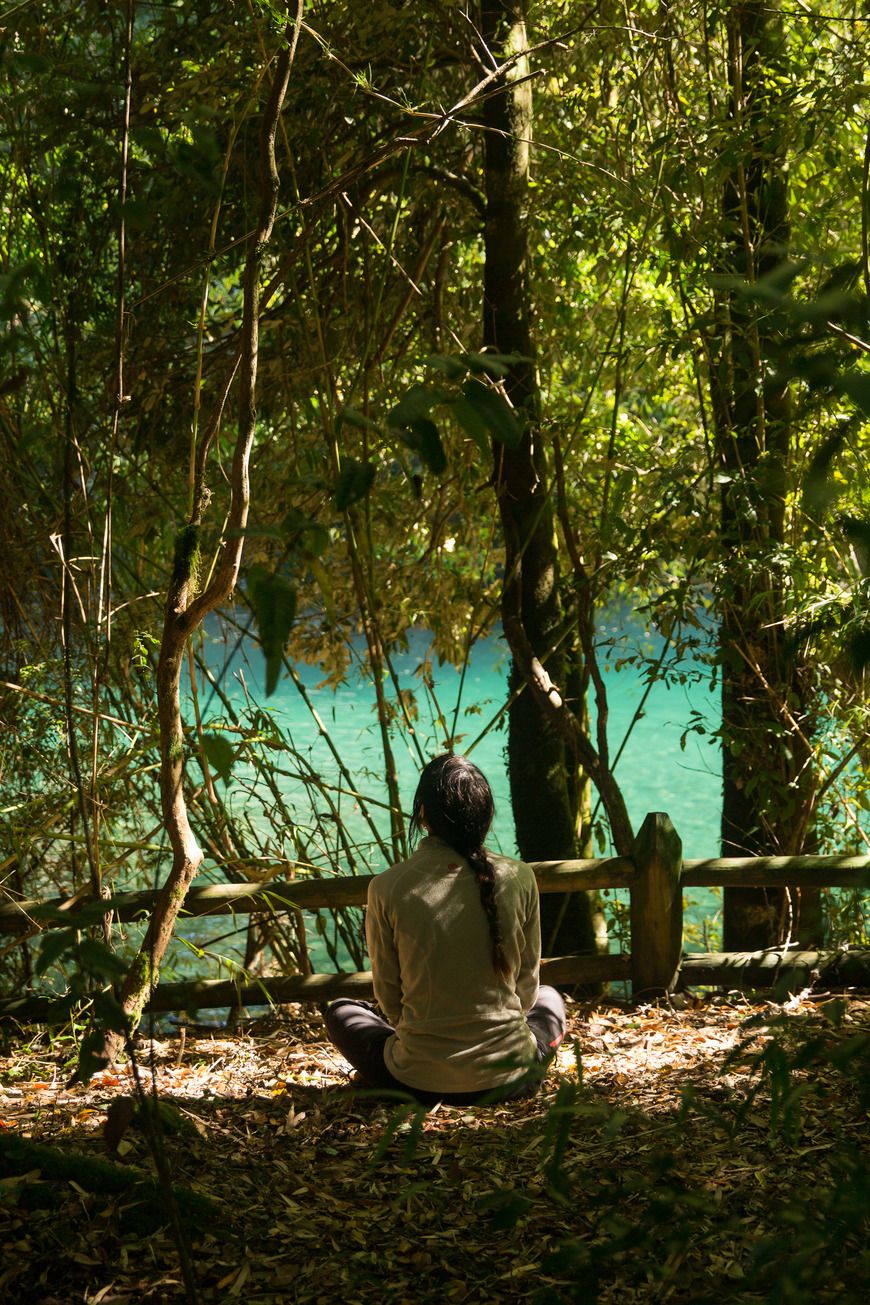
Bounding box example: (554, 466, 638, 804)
(365, 835, 541, 1093)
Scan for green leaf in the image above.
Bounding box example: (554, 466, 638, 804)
(333, 458, 376, 510)
(398, 418, 447, 474)
(247, 565, 298, 697)
(309, 558, 336, 625)
(463, 351, 531, 378)
(847, 627, 870, 672)
(387, 383, 451, 428)
(841, 374, 870, 418)
(802, 429, 846, 521)
(337, 406, 381, 433)
(462, 379, 523, 448)
(424, 354, 468, 381)
(201, 732, 235, 785)
(450, 396, 490, 454)
(281, 509, 329, 557)
(36, 928, 77, 976)
(77, 938, 128, 982)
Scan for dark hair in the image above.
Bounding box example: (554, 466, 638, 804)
(410, 754, 510, 980)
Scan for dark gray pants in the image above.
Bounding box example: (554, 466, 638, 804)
(325, 985, 567, 1106)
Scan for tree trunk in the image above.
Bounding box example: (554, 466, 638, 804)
(712, 1, 819, 949)
(480, 0, 604, 955)
(96, 16, 304, 1065)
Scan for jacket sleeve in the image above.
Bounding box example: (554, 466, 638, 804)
(365, 880, 403, 1026)
(515, 868, 541, 1013)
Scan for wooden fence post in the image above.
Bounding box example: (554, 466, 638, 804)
(630, 812, 683, 998)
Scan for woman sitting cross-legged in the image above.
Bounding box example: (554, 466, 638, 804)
(325, 753, 567, 1106)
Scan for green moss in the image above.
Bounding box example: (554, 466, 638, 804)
(127, 951, 158, 1001)
(171, 523, 202, 593)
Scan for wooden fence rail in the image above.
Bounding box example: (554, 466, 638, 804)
(1, 812, 869, 1023)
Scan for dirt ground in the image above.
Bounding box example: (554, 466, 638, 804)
(1, 992, 868, 1304)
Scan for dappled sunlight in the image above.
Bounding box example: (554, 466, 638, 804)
(3, 996, 868, 1301)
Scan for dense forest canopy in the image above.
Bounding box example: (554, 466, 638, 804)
(1, 0, 869, 1020)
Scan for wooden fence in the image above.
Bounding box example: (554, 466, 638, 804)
(1, 812, 869, 1023)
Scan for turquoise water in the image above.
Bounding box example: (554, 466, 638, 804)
(157, 619, 723, 985)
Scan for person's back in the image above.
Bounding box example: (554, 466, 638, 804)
(366, 835, 539, 1093)
(325, 753, 566, 1105)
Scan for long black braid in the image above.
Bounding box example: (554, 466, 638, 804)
(410, 754, 511, 980)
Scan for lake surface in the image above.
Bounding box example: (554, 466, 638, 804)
(260, 623, 722, 859)
(156, 617, 723, 988)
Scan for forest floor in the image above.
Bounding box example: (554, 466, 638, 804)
(0, 992, 868, 1304)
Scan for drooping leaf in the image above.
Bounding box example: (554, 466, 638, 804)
(387, 382, 451, 428)
(424, 353, 468, 380)
(397, 418, 447, 474)
(450, 396, 490, 454)
(281, 509, 329, 557)
(36, 927, 77, 975)
(308, 557, 337, 625)
(847, 627, 870, 672)
(77, 937, 128, 982)
(841, 374, 870, 419)
(337, 405, 381, 433)
(333, 458, 376, 510)
(201, 732, 235, 785)
(802, 429, 846, 521)
(462, 379, 523, 448)
(462, 351, 532, 378)
(247, 565, 298, 696)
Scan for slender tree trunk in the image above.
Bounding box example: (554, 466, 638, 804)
(712, 1, 819, 948)
(480, 0, 605, 955)
(97, 15, 304, 1063)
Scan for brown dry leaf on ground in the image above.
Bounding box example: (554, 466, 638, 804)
(1, 994, 868, 1304)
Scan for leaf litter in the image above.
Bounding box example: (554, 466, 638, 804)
(0, 992, 868, 1303)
